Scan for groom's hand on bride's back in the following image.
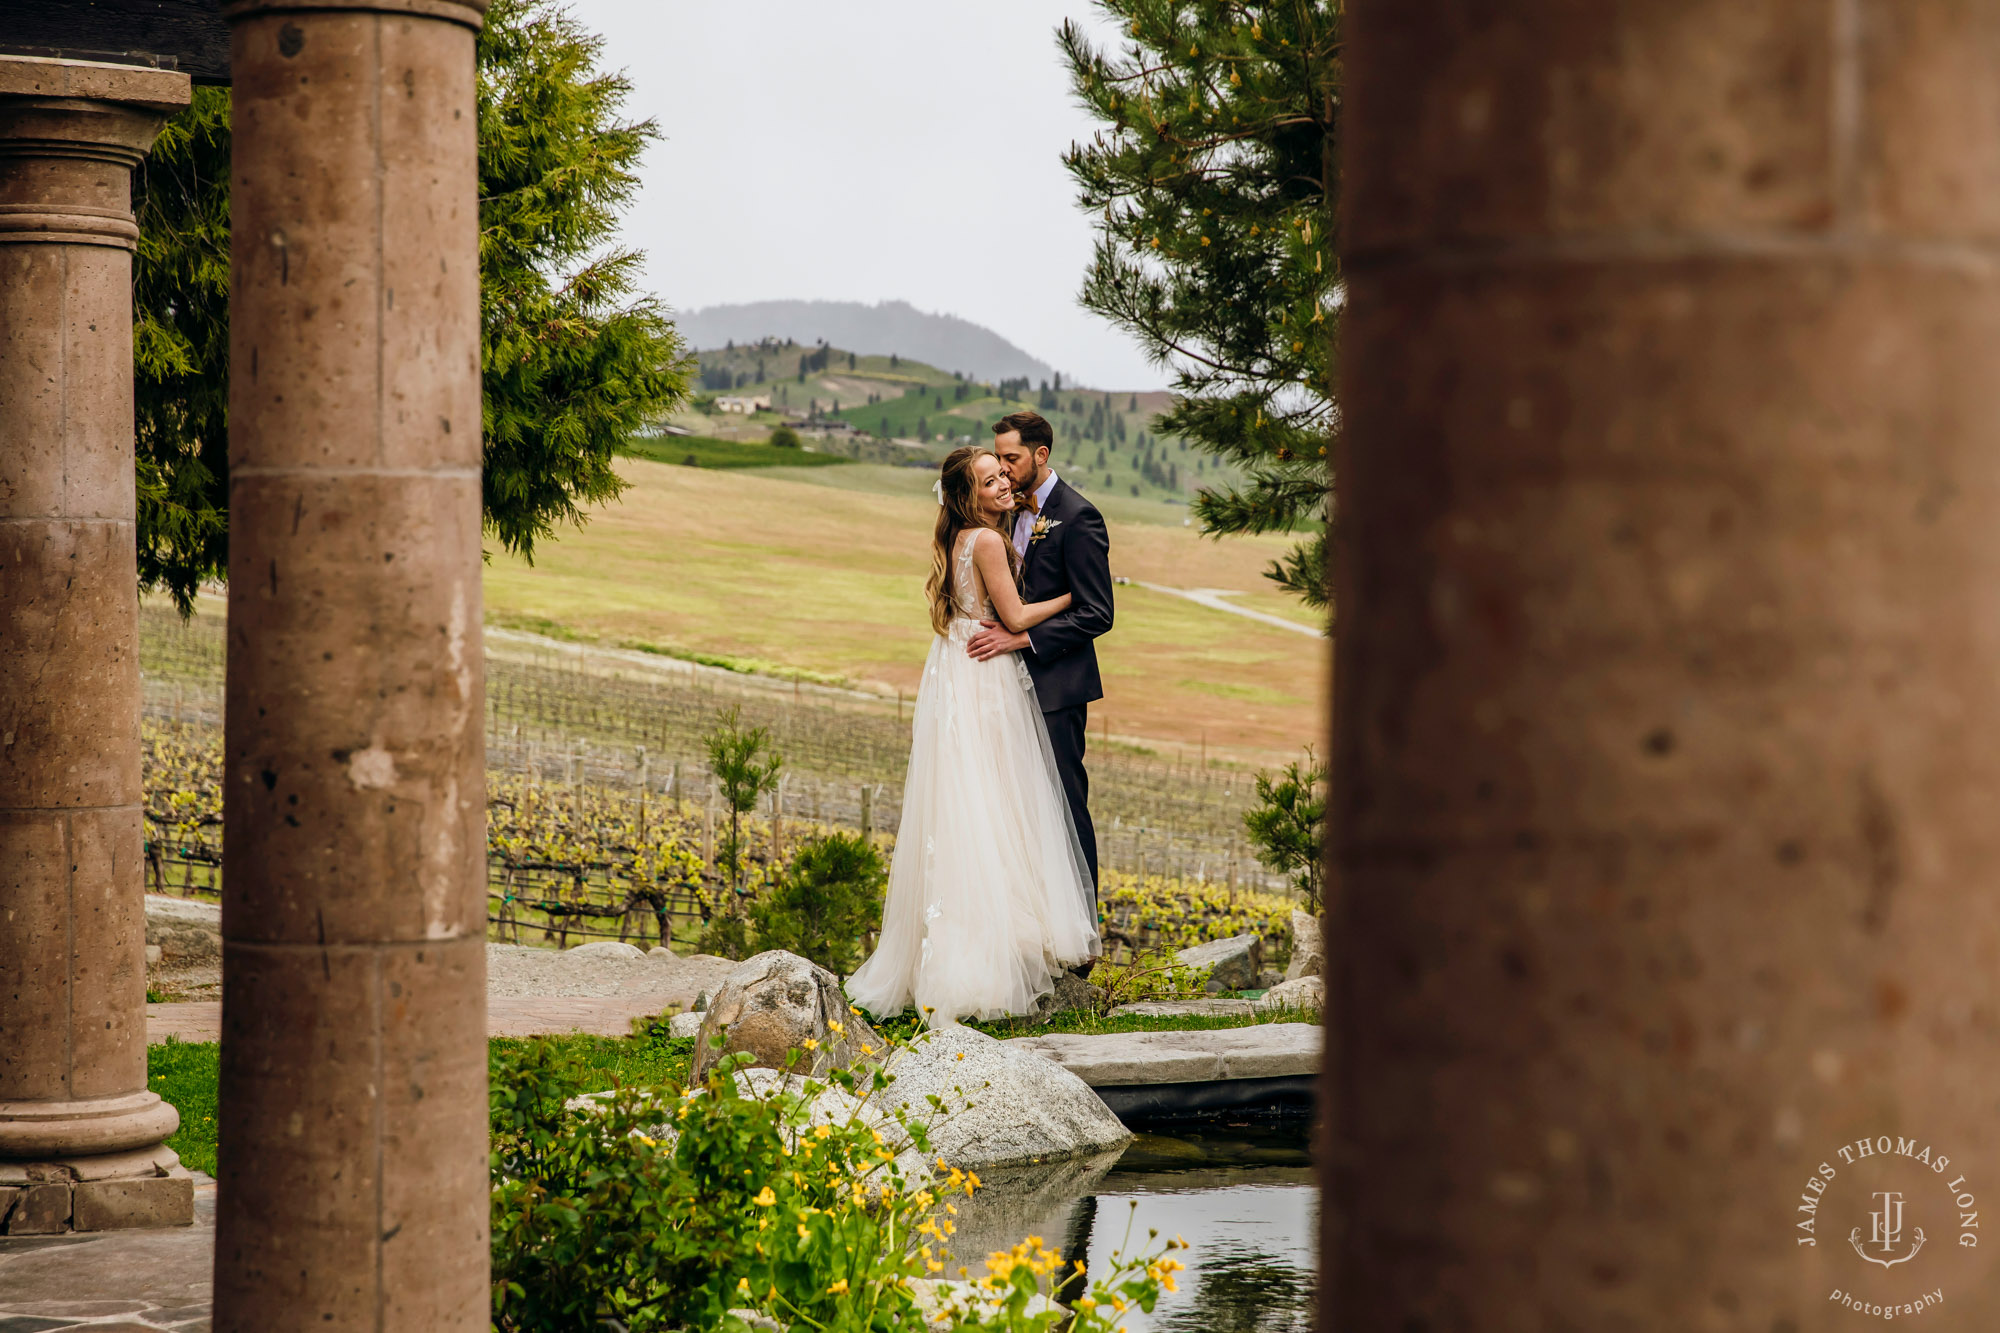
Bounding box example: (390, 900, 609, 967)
(966, 619, 1030, 661)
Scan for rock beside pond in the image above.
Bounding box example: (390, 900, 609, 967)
(692, 950, 884, 1083)
(1256, 974, 1324, 1013)
(876, 1026, 1132, 1170)
(908, 1278, 1066, 1323)
(1008, 1023, 1321, 1085)
(1176, 933, 1263, 992)
(1285, 909, 1324, 981)
(1032, 967, 1099, 1022)
(931, 1148, 1124, 1272)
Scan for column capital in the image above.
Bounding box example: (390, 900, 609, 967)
(223, 0, 487, 30)
(0, 55, 191, 250)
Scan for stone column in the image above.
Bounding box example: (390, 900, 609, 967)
(0, 55, 193, 1235)
(214, 2, 488, 1327)
(1335, 3, 2000, 1328)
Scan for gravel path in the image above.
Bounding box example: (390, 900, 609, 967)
(484, 940, 739, 1000)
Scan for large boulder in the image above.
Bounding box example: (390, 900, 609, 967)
(145, 894, 222, 968)
(566, 939, 647, 961)
(1175, 933, 1263, 992)
(873, 1025, 1132, 1170)
(692, 950, 884, 1083)
(1284, 909, 1324, 981)
(1255, 974, 1324, 1013)
(1031, 968, 1099, 1022)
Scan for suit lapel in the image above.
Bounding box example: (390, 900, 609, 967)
(1022, 480, 1070, 594)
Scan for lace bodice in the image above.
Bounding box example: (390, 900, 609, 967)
(951, 532, 994, 622)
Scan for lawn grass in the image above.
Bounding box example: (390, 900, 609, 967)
(150, 1037, 219, 1176)
(149, 1033, 697, 1178)
(620, 433, 852, 470)
(149, 1006, 1316, 1178)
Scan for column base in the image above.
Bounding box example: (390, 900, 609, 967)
(0, 1143, 195, 1234)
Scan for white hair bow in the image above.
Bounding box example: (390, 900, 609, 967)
(931, 478, 945, 506)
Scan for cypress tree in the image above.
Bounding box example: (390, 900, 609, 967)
(130, 0, 686, 610)
(1062, 3, 1339, 609)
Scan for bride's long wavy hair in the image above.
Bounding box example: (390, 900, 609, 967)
(927, 446, 1019, 635)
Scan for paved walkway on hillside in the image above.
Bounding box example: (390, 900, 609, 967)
(1132, 581, 1323, 637)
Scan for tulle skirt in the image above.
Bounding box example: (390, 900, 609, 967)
(846, 618, 1101, 1026)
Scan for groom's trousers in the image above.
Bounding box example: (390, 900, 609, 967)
(1044, 704, 1099, 911)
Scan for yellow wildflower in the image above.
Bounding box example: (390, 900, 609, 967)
(737, 1277, 752, 1293)
(828, 1279, 849, 1295)
(753, 1186, 776, 1206)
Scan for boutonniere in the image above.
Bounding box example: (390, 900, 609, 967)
(1030, 516, 1061, 543)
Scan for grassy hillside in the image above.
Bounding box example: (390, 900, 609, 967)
(622, 434, 851, 470)
(485, 457, 1324, 760)
(672, 343, 1234, 509)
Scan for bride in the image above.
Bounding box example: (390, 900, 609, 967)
(845, 446, 1102, 1026)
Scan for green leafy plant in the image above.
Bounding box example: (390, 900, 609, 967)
(767, 424, 803, 449)
(752, 833, 887, 976)
(1244, 748, 1326, 913)
(1089, 948, 1211, 1016)
(489, 1029, 1185, 1331)
(696, 911, 756, 962)
(706, 706, 783, 894)
(130, 0, 687, 610)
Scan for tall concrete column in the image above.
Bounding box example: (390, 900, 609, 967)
(0, 55, 192, 1235)
(1335, 3, 2000, 1328)
(215, 2, 488, 1327)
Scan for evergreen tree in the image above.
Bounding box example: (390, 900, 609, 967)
(130, 0, 686, 611)
(1062, 3, 1339, 610)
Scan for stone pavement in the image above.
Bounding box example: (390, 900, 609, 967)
(0, 1178, 215, 1331)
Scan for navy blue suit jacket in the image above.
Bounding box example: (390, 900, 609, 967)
(1020, 479, 1113, 712)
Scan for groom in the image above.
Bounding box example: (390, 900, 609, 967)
(968, 410, 1115, 913)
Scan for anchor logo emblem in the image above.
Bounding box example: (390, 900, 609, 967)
(1849, 1191, 1926, 1269)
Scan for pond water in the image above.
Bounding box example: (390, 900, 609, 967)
(947, 1118, 1317, 1333)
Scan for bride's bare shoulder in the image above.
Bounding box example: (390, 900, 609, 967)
(964, 527, 1004, 558)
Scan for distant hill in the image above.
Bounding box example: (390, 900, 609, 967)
(677, 300, 1057, 385)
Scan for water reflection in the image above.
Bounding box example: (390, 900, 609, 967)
(946, 1121, 1317, 1333)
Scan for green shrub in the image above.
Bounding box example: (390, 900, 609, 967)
(696, 908, 755, 961)
(752, 833, 887, 976)
(489, 1033, 1183, 1331)
(1244, 747, 1326, 913)
(768, 424, 802, 449)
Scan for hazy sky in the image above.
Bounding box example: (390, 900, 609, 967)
(563, 1, 1164, 389)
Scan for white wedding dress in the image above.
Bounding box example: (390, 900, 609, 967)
(846, 533, 1101, 1026)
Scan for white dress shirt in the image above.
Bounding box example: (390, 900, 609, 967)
(1011, 470, 1060, 558)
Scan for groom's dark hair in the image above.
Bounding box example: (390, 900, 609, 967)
(993, 410, 1054, 452)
